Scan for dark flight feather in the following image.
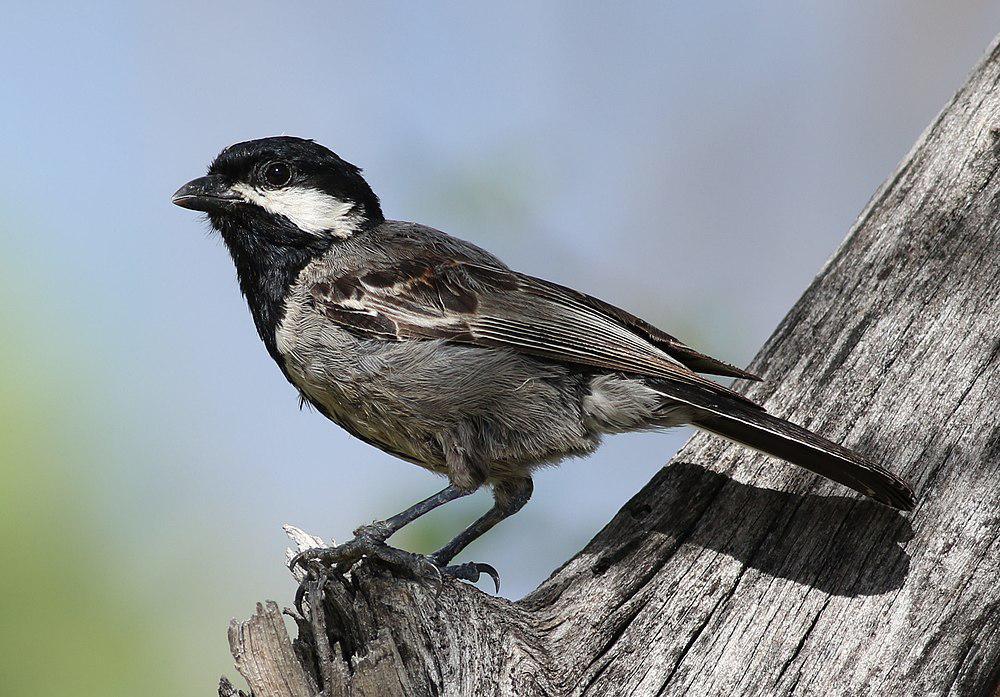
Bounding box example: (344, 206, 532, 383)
(650, 379, 916, 510)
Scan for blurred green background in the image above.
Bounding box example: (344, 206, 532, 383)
(2, 2, 998, 694)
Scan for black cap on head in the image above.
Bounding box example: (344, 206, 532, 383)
(205, 136, 383, 228)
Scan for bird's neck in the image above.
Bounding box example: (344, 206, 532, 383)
(219, 225, 332, 361)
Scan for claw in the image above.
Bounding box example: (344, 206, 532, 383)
(294, 578, 308, 615)
(293, 566, 328, 617)
(289, 546, 334, 571)
(289, 549, 313, 571)
(476, 563, 502, 593)
(425, 559, 445, 597)
(441, 562, 501, 593)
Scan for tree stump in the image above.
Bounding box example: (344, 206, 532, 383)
(219, 33, 1000, 697)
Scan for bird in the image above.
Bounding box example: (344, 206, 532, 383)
(172, 136, 915, 590)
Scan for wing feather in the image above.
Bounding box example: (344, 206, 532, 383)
(309, 255, 757, 401)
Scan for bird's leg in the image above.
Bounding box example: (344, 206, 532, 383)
(429, 477, 533, 592)
(353, 483, 473, 541)
(289, 483, 473, 574)
(291, 434, 482, 578)
(290, 441, 531, 594)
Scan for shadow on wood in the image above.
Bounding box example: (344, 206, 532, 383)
(589, 461, 912, 597)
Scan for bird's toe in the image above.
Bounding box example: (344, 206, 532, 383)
(439, 561, 501, 593)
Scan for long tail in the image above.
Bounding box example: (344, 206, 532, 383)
(651, 380, 916, 511)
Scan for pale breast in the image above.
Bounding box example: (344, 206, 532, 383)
(276, 289, 361, 417)
(275, 289, 448, 469)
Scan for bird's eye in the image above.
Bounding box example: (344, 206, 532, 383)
(262, 161, 292, 188)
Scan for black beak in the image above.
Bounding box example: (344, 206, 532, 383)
(171, 175, 242, 212)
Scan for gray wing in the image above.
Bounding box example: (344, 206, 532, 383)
(308, 250, 758, 401)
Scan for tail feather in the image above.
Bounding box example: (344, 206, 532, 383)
(652, 381, 916, 511)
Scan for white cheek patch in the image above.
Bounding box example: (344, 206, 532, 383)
(232, 183, 361, 237)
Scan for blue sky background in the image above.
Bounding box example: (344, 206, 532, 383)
(3, 3, 998, 694)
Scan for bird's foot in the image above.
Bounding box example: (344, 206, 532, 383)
(289, 527, 433, 579)
(289, 532, 500, 593)
(438, 561, 501, 593)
